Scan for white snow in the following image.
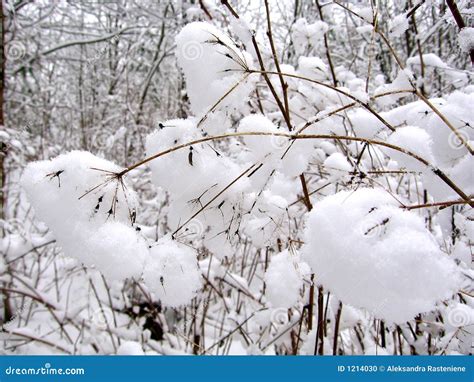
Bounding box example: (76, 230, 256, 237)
(21, 151, 146, 281)
(12, 2, 474, 356)
(357, 7, 374, 23)
(265, 250, 303, 309)
(356, 25, 373, 35)
(389, 14, 409, 38)
(407, 53, 449, 69)
(374, 69, 413, 106)
(292, 19, 329, 55)
(458, 27, 474, 53)
(117, 341, 144, 355)
(143, 236, 202, 308)
(323, 153, 352, 173)
(239, 114, 280, 159)
(387, 125, 435, 171)
(175, 22, 255, 116)
(298, 56, 328, 81)
(82, 222, 148, 281)
(303, 188, 461, 323)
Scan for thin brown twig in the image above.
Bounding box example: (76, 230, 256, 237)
(221, 0, 239, 19)
(172, 163, 257, 238)
(251, 36, 293, 130)
(115, 131, 472, 206)
(404, 198, 471, 210)
(374, 29, 473, 154)
(316, 0, 338, 87)
(264, 0, 291, 128)
(446, 0, 474, 65)
(299, 173, 313, 211)
(333, 302, 343, 355)
(249, 69, 396, 132)
(333, 0, 473, 153)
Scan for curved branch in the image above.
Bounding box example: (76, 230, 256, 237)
(248, 69, 396, 132)
(117, 131, 473, 206)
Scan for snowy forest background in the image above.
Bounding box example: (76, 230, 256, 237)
(0, 0, 473, 355)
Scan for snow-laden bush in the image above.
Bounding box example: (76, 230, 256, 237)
(5, 4, 473, 356)
(302, 188, 461, 323)
(21, 150, 203, 307)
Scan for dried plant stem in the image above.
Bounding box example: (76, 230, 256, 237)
(249, 69, 395, 132)
(264, 0, 291, 127)
(316, 0, 338, 87)
(333, 302, 343, 355)
(314, 286, 325, 355)
(172, 163, 256, 238)
(118, 132, 473, 206)
(332, 0, 473, 153)
(251, 36, 293, 130)
(299, 173, 313, 211)
(446, 0, 474, 65)
(375, 29, 473, 154)
(307, 276, 315, 332)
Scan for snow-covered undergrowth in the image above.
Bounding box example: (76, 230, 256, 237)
(303, 188, 461, 323)
(2, 2, 473, 355)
